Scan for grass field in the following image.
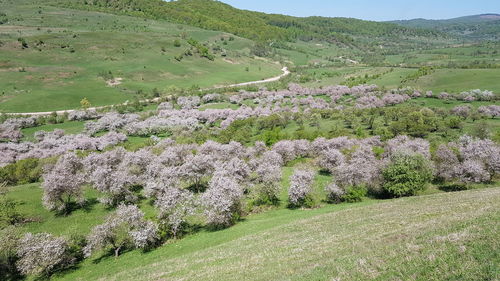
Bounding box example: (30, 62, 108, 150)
(46, 187, 498, 281)
(302, 65, 500, 93)
(405, 68, 500, 93)
(0, 0, 281, 113)
(5, 158, 499, 281)
(384, 44, 500, 67)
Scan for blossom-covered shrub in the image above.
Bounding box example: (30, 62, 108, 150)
(83, 148, 139, 206)
(16, 233, 73, 276)
(288, 169, 315, 208)
(42, 153, 85, 213)
(333, 145, 382, 191)
(254, 161, 282, 205)
(83, 204, 158, 257)
(451, 105, 472, 118)
(317, 148, 345, 173)
(84, 112, 139, 135)
(200, 169, 243, 228)
(324, 183, 345, 203)
(478, 105, 500, 118)
(155, 188, 196, 237)
(177, 96, 201, 109)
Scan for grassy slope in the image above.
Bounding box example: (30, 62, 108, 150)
(48, 187, 500, 281)
(0, 0, 281, 113)
(302, 65, 500, 93)
(7, 173, 499, 280)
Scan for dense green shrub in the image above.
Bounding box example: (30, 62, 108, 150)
(0, 158, 42, 186)
(0, 226, 22, 281)
(343, 185, 367, 203)
(0, 184, 23, 228)
(382, 153, 434, 197)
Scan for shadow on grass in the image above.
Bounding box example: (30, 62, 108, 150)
(438, 183, 469, 192)
(54, 198, 100, 217)
(81, 198, 99, 212)
(318, 170, 332, 177)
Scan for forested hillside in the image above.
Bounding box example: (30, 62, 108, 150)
(51, 0, 444, 45)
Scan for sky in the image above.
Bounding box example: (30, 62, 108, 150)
(218, 0, 500, 21)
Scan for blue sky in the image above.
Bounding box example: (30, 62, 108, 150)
(218, 0, 500, 21)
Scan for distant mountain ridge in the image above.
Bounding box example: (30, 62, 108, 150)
(390, 14, 500, 40)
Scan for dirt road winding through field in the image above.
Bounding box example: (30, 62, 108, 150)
(5, 67, 290, 116)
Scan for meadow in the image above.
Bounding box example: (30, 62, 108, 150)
(5, 180, 499, 281)
(0, 0, 281, 113)
(55, 187, 499, 281)
(300, 66, 500, 93)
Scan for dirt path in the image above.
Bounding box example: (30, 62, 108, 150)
(5, 67, 290, 116)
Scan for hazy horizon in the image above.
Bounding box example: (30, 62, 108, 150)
(217, 0, 500, 21)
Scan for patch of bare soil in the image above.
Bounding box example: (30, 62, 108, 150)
(106, 77, 123, 86)
(223, 58, 239, 64)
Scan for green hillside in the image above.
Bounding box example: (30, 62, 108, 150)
(36, 187, 497, 280)
(0, 0, 282, 112)
(52, 0, 446, 47)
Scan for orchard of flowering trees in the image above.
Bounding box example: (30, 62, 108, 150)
(0, 83, 497, 169)
(0, 130, 127, 167)
(0, 82, 498, 278)
(36, 134, 499, 222)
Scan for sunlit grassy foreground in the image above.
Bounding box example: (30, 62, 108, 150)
(49, 187, 500, 281)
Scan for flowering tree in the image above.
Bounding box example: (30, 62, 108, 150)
(218, 158, 250, 183)
(84, 148, 138, 206)
(155, 188, 196, 238)
(478, 105, 500, 118)
(457, 136, 499, 182)
(324, 182, 345, 203)
(386, 135, 431, 159)
(434, 144, 460, 182)
(0, 126, 23, 143)
(84, 204, 158, 258)
(254, 161, 282, 204)
(85, 112, 139, 135)
(317, 148, 345, 173)
(200, 169, 243, 228)
(143, 168, 180, 199)
(272, 140, 297, 163)
(288, 169, 315, 208)
(16, 233, 73, 276)
(177, 96, 201, 109)
(459, 160, 490, 183)
(42, 153, 85, 213)
(333, 145, 382, 190)
(180, 154, 215, 192)
(451, 105, 472, 119)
